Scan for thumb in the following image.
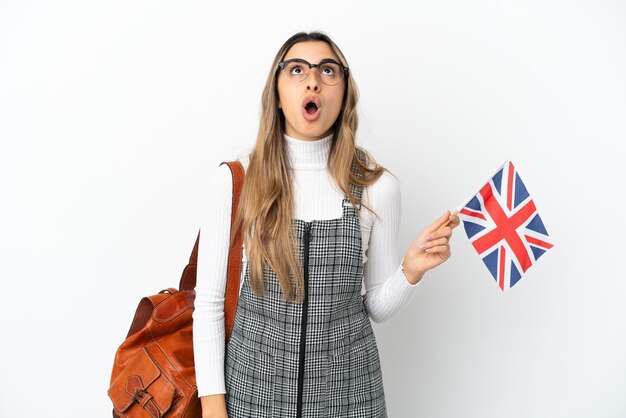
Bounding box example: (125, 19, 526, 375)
(425, 211, 452, 233)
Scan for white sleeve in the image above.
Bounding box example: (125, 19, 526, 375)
(192, 163, 234, 396)
(361, 171, 418, 323)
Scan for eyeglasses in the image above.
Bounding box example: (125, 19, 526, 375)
(278, 58, 349, 86)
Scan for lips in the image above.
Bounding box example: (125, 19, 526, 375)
(302, 95, 321, 121)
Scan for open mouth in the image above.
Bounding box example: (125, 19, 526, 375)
(304, 101, 319, 114)
(302, 96, 321, 121)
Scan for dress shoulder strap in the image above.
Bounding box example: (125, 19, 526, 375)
(348, 147, 368, 206)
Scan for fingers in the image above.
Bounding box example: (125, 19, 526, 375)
(419, 236, 451, 258)
(424, 244, 451, 255)
(427, 210, 461, 233)
(419, 237, 449, 252)
(414, 211, 458, 255)
(425, 225, 454, 242)
(448, 213, 460, 229)
(425, 211, 452, 233)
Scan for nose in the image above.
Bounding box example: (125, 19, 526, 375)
(306, 67, 320, 92)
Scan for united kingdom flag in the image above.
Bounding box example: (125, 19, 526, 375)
(459, 161, 553, 291)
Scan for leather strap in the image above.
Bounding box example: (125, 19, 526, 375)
(220, 161, 244, 342)
(180, 161, 244, 341)
(126, 376, 162, 418)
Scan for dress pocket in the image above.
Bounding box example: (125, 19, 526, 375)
(225, 344, 276, 418)
(326, 342, 387, 417)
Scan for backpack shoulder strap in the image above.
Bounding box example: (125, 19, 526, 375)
(179, 160, 245, 341)
(220, 161, 244, 342)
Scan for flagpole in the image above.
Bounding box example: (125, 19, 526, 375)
(437, 160, 510, 230)
(438, 209, 459, 230)
(437, 186, 483, 230)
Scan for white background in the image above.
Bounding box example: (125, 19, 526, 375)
(1, 1, 625, 417)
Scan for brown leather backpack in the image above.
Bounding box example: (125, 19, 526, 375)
(108, 161, 244, 418)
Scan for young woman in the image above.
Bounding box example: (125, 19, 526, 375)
(193, 32, 459, 418)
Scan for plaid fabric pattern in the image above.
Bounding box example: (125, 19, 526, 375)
(225, 178, 387, 417)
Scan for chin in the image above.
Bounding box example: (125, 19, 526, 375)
(310, 126, 334, 139)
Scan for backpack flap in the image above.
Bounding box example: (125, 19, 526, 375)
(152, 290, 195, 324)
(108, 347, 176, 416)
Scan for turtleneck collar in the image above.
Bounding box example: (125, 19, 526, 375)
(284, 133, 332, 170)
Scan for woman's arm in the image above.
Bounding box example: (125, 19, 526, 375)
(193, 164, 234, 400)
(361, 171, 417, 323)
(361, 171, 458, 323)
(400, 211, 459, 285)
(200, 394, 228, 418)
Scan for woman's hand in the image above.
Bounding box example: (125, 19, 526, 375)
(200, 394, 228, 418)
(402, 210, 460, 285)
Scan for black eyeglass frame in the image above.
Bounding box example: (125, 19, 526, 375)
(277, 58, 349, 84)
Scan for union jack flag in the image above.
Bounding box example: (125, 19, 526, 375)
(459, 161, 553, 291)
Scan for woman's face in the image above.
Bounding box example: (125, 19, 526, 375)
(277, 41, 346, 141)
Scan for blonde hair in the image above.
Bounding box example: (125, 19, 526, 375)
(234, 32, 385, 302)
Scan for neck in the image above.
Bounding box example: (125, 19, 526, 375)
(284, 133, 333, 170)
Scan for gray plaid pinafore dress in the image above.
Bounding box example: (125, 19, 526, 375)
(224, 182, 387, 418)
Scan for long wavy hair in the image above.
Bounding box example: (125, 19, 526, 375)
(234, 32, 385, 302)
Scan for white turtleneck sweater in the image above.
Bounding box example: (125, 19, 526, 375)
(193, 134, 418, 397)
